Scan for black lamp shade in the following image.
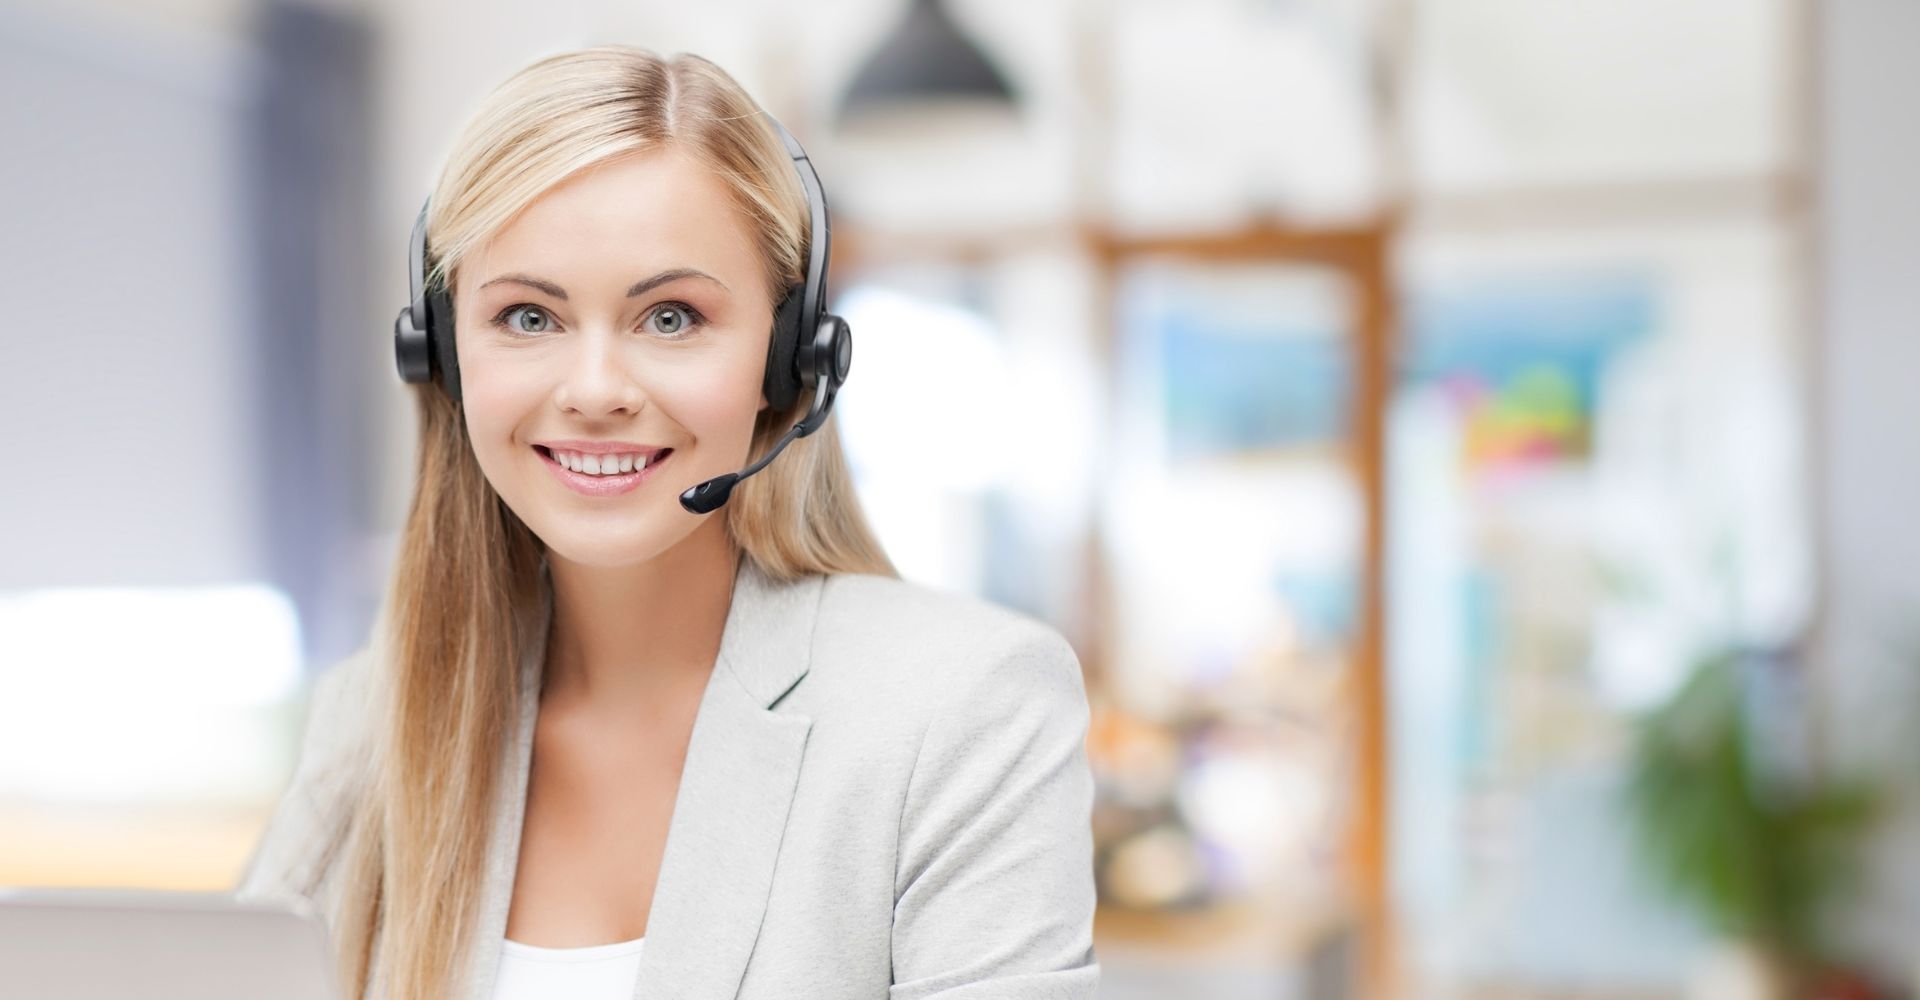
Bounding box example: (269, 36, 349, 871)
(839, 0, 1019, 119)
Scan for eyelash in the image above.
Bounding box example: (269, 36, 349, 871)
(487, 301, 707, 339)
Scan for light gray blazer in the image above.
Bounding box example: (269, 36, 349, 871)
(232, 556, 1101, 999)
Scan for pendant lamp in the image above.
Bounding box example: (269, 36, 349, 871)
(837, 0, 1019, 122)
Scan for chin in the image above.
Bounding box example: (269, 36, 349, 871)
(537, 527, 683, 569)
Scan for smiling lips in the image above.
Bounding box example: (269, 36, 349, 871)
(536, 444, 672, 497)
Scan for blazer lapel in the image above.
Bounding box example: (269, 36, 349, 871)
(457, 555, 823, 1000)
(633, 557, 820, 999)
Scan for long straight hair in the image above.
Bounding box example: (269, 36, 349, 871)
(326, 46, 896, 999)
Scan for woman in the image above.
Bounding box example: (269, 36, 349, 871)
(234, 45, 1100, 1000)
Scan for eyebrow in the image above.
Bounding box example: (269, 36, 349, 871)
(476, 268, 729, 300)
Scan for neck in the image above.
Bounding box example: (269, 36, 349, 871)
(540, 512, 741, 717)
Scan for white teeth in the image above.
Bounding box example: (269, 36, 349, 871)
(550, 449, 651, 476)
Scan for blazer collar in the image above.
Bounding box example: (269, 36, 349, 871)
(712, 554, 824, 711)
(456, 554, 824, 1000)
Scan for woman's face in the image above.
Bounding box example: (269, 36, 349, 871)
(453, 146, 774, 568)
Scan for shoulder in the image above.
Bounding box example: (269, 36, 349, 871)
(814, 571, 1068, 655)
(294, 645, 382, 784)
(234, 646, 380, 902)
(816, 572, 1078, 676)
(803, 571, 1087, 728)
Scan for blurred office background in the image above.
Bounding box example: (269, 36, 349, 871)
(3, 0, 1916, 996)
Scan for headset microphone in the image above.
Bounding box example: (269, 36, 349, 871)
(393, 115, 853, 516)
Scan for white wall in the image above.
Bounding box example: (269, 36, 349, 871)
(0, 5, 264, 590)
(1813, 0, 1920, 975)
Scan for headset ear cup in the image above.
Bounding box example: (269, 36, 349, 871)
(797, 314, 851, 437)
(764, 281, 805, 412)
(429, 283, 462, 405)
(827, 314, 851, 383)
(394, 301, 431, 383)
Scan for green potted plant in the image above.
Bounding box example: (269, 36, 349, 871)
(1623, 647, 1883, 999)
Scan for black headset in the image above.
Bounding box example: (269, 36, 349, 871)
(393, 115, 853, 515)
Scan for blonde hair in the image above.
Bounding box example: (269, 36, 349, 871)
(328, 45, 896, 999)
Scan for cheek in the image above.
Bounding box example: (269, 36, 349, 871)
(653, 352, 765, 440)
(682, 371, 750, 421)
(457, 355, 540, 461)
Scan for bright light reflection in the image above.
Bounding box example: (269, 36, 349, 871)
(0, 585, 304, 802)
(834, 284, 1015, 493)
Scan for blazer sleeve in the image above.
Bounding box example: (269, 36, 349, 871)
(889, 625, 1101, 999)
(232, 647, 374, 906)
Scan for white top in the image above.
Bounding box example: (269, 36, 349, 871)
(491, 934, 646, 999)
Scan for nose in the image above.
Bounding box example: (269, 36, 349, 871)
(551, 327, 645, 417)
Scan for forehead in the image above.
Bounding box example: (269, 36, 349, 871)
(462, 145, 761, 294)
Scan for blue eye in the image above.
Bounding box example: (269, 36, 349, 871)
(491, 303, 554, 336)
(646, 302, 706, 338)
